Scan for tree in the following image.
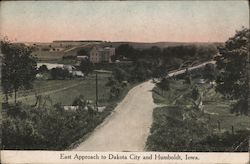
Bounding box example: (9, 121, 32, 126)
(50, 67, 70, 80)
(157, 77, 170, 95)
(113, 67, 129, 82)
(203, 63, 217, 81)
(1, 41, 37, 104)
(116, 44, 139, 60)
(38, 64, 48, 73)
(79, 58, 93, 76)
(216, 27, 249, 115)
(152, 65, 168, 79)
(77, 49, 88, 56)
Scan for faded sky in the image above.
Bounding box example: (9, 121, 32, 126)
(0, 1, 249, 42)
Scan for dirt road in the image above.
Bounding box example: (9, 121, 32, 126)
(74, 80, 156, 151)
(73, 61, 216, 151)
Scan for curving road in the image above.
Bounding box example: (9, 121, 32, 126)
(74, 80, 156, 151)
(73, 60, 216, 151)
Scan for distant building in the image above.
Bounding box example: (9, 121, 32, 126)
(72, 71, 84, 77)
(89, 46, 115, 63)
(77, 55, 89, 60)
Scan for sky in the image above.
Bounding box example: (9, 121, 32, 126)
(0, 1, 249, 43)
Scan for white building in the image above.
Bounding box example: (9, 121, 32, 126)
(89, 46, 115, 63)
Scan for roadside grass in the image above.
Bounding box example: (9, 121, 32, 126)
(146, 106, 208, 151)
(154, 79, 250, 132)
(204, 102, 250, 132)
(2, 72, 138, 150)
(67, 81, 140, 150)
(152, 79, 191, 104)
(2, 73, 112, 106)
(147, 78, 250, 151)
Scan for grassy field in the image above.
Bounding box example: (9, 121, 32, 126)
(147, 78, 250, 151)
(1, 70, 139, 150)
(32, 51, 63, 63)
(2, 73, 113, 106)
(153, 79, 250, 132)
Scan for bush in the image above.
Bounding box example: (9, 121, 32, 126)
(194, 130, 250, 152)
(146, 106, 208, 152)
(50, 67, 71, 80)
(2, 102, 115, 150)
(38, 65, 48, 73)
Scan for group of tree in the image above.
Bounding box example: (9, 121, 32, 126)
(2, 100, 115, 150)
(115, 43, 218, 68)
(216, 27, 249, 115)
(79, 58, 93, 76)
(50, 67, 71, 80)
(1, 40, 37, 104)
(62, 55, 77, 60)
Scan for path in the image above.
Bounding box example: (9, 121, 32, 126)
(74, 61, 216, 151)
(74, 80, 156, 151)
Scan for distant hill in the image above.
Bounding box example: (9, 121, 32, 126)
(102, 41, 223, 49)
(27, 40, 223, 62)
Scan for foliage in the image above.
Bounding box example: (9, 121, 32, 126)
(146, 106, 208, 151)
(79, 58, 93, 76)
(193, 130, 250, 152)
(115, 44, 140, 60)
(38, 64, 48, 73)
(50, 67, 71, 80)
(2, 102, 116, 150)
(216, 27, 249, 115)
(152, 65, 168, 79)
(72, 95, 87, 107)
(191, 86, 200, 101)
(129, 61, 152, 82)
(203, 63, 217, 81)
(112, 67, 130, 82)
(147, 91, 250, 152)
(62, 55, 77, 60)
(156, 78, 170, 95)
(77, 49, 88, 56)
(1, 40, 37, 103)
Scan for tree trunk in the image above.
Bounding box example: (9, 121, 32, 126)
(5, 92, 9, 104)
(247, 44, 250, 114)
(14, 89, 17, 105)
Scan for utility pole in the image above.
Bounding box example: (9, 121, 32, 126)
(94, 69, 112, 112)
(95, 72, 98, 110)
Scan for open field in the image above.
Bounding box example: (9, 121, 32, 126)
(204, 101, 250, 132)
(147, 78, 250, 151)
(1, 73, 113, 106)
(32, 51, 65, 63)
(153, 79, 250, 131)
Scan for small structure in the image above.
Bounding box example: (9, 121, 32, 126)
(72, 71, 84, 77)
(77, 55, 89, 60)
(63, 65, 76, 72)
(89, 46, 115, 63)
(63, 106, 79, 111)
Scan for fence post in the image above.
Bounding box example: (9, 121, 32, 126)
(231, 126, 234, 135)
(217, 120, 221, 132)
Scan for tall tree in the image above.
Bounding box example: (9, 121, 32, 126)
(216, 27, 249, 115)
(1, 41, 37, 104)
(79, 58, 93, 76)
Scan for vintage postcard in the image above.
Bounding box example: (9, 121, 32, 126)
(0, 1, 249, 164)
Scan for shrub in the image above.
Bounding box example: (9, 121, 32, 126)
(2, 102, 115, 150)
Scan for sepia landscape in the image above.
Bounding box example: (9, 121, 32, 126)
(0, 1, 249, 152)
